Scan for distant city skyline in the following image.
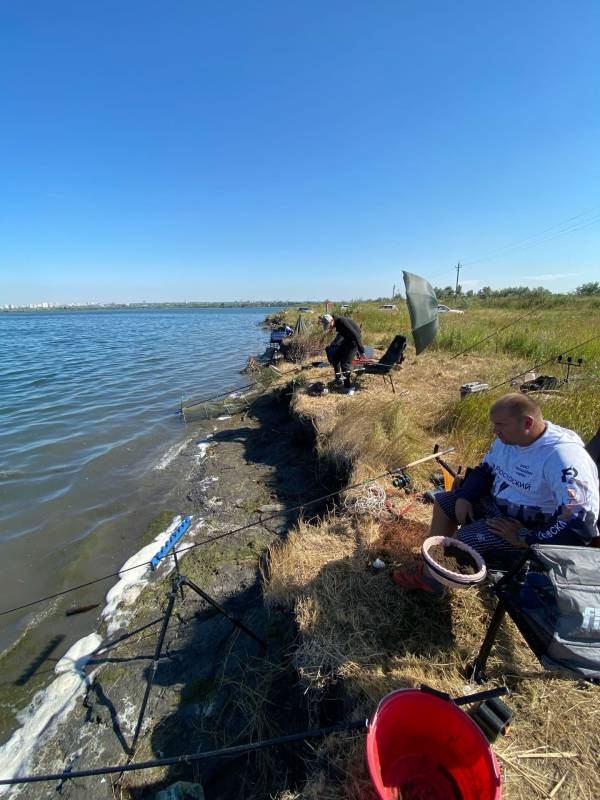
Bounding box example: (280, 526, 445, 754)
(4, 275, 597, 312)
(1, 2, 599, 305)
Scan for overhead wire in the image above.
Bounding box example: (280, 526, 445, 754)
(426, 207, 600, 357)
(421, 205, 600, 288)
(463, 204, 600, 267)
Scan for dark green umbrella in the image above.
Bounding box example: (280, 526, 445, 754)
(293, 314, 308, 335)
(402, 271, 439, 354)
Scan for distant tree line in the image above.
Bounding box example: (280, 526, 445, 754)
(434, 282, 600, 298)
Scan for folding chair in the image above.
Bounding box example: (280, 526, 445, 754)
(470, 544, 600, 684)
(355, 335, 407, 393)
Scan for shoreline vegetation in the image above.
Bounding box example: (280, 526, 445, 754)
(2, 294, 599, 798)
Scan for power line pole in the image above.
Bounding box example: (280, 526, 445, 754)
(392, 283, 396, 300)
(455, 261, 461, 297)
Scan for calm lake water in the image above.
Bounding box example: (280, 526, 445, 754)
(0, 308, 274, 660)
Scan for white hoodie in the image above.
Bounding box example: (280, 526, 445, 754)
(457, 422, 600, 542)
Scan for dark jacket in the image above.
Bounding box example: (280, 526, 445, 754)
(332, 316, 364, 354)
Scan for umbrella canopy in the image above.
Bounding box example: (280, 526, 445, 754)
(402, 271, 439, 355)
(293, 314, 308, 335)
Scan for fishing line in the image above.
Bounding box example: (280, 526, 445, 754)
(181, 350, 323, 409)
(449, 309, 538, 359)
(181, 370, 291, 409)
(0, 450, 454, 617)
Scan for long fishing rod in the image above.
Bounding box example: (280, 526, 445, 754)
(0, 685, 507, 787)
(0, 720, 366, 786)
(450, 309, 537, 360)
(180, 354, 324, 412)
(0, 448, 454, 618)
(489, 334, 600, 391)
(181, 367, 295, 410)
(181, 320, 332, 410)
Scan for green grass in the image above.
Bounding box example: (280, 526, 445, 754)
(435, 383, 600, 464)
(278, 297, 600, 368)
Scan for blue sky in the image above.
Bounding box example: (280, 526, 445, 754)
(1, 1, 599, 304)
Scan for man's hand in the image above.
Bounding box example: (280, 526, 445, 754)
(451, 474, 464, 490)
(486, 517, 528, 548)
(455, 497, 474, 525)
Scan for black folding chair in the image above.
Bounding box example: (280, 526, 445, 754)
(356, 334, 407, 393)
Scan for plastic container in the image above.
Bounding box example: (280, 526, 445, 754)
(422, 535, 486, 589)
(366, 688, 502, 800)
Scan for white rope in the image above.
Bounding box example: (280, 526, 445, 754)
(343, 482, 387, 516)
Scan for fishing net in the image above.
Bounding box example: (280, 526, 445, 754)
(181, 382, 270, 421)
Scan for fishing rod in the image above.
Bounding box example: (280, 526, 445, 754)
(0, 721, 366, 786)
(179, 356, 321, 413)
(180, 326, 328, 410)
(0, 448, 454, 618)
(181, 368, 288, 410)
(489, 333, 600, 391)
(449, 309, 537, 360)
(0, 685, 507, 787)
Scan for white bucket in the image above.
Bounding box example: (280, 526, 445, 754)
(422, 536, 486, 589)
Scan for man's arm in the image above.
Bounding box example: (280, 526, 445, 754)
(352, 323, 365, 354)
(526, 446, 599, 545)
(454, 461, 495, 503)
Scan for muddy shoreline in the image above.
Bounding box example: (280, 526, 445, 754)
(4, 388, 335, 800)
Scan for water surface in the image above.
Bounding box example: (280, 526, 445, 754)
(0, 308, 272, 660)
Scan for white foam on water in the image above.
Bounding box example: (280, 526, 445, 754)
(0, 514, 207, 792)
(0, 633, 101, 794)
(101, 514, 204, 635)
(153, 437, 190, 470)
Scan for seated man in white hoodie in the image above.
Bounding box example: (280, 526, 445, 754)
(394, 393, 600, 592)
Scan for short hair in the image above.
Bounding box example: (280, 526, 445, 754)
(491, 393, 543, 421)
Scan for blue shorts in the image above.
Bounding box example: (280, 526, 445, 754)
(434, 491, 523, 564)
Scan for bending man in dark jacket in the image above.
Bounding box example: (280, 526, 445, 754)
(321, 314, 365, 394)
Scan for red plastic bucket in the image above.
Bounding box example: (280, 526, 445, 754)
(366, 688, 502, 800)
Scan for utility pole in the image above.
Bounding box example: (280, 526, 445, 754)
(455, 261, 461, 297)
(392, 283, 396, 300)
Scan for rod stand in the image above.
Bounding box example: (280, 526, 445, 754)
(128, 571, 267, 759)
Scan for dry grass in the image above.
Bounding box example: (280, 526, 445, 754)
(265, 511, 600, 799)
(263, 342, 600, 799)
(292, 348, 526, 484)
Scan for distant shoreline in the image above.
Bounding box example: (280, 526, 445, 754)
(0, 301, 322, 313)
